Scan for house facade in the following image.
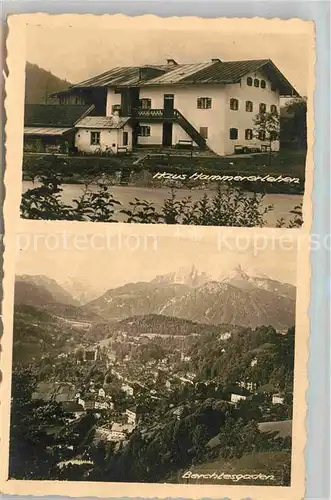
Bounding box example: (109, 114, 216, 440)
(75, 113, 133, 154)
(52, 59, 298, 156)
(272, 394, 285, 405)
(230, 393, 247, 404)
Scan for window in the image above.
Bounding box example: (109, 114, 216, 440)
(230, 98, 239, 110)
(123, 131, 129, 146)
(258, 130, 266, 141)
(112, 104, 121, 113)
(270, 104, 277, 113)
(259, 103, 267, 113)
(254, 78, 260, 87)
(199, 127, 208, 139)
(270, 131, 278, 141)
(260, 80, 266, 89)
(245, 100, 253, 112)
(245, 129, 253, 140)
(229, 128, 238, 140)
(140, 98, 152, 109)
(138, 125, 151, 137)
(90, 131, 100, 145)
(247, 77, 253, 86)
(197, 97, 212, 109)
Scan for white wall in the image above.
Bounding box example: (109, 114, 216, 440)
(136, 122, 163, 146)
(136, 122, 198, 147)
(224, 70, 280, 155)
(106, 76, 280, 156)
(172, 123, 198, 147)
(75, 124, 132, 153)
(139, 85, 227, 155)
(106, 89, 122, 116)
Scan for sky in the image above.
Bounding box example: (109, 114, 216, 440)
(26, 17, 311, 96)
(16, 225, 298, 298)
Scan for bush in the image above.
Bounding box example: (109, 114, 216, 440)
(21, 171, 303, 228)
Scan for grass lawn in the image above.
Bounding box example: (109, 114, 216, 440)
(22, 149, 306, 194)
(140, 149, 306, 179)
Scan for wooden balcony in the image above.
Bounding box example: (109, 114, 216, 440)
(131, 108, 172, 120)
(131, 107, 207, 150)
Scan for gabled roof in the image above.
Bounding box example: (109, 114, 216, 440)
(52, 59, 299, 97)
(75, 115, 130, 129)
(24, 104, 94, 127)
(136, 62, 214, 85)
(70, 65, 172, 89)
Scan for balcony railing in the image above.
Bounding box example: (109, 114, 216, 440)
(132, 108, 166, 119)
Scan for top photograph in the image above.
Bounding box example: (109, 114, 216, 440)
(19, 16, 313, 228)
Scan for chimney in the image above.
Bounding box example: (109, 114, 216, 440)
(112, 109, 120, 124)
(211, 58, 221, 63)
(167, 59, 178, 66)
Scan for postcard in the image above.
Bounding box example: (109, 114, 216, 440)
(1, 222, 309, 499)
(5, 13, 314, 228)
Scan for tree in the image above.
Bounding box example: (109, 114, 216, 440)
(280, 98, 307, 149)
(253, 108, 280, 165)
(9, 368, 67, 479)
(9, 367, 97, 480)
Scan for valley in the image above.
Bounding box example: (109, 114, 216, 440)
(10, 267, 296, 485)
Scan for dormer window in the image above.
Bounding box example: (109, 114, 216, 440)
(247, 77, 253, 86)
(254, 79, 260, 87)
(230, 98, 239, 110)
(261, 80, 266, 89)
(167, 59, 178, 66)
(197, 97, 212, 109)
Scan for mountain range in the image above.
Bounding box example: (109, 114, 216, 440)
(83, 266, 296, 329)
(152, 265, 295, 300)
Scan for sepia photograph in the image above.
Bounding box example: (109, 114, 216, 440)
(2, 13, 313, 500)
(18, 15, 313, 228)
(7, 225, 300, 487)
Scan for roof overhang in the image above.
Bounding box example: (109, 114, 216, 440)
(24, 127, 74, 136)
(258, 60, 300, 97)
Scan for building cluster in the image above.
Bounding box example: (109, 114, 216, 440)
(24, 58, 298, 157)
(33, 327, 287, 451)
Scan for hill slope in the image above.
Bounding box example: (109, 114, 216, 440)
(84, 282, 191, 321)
(108, 314, 232, 337)
(160, 281, 295, 329)
(16, 275, 80, 307)
(25, 62, 70, 104)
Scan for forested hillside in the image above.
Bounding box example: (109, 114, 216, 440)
(25, 62, 70, 104)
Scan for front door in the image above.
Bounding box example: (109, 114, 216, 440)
(163, 94, 174, 118)
(162, 122, 173, 147)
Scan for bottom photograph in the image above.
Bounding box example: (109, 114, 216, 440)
(8, 224, 299, 488)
